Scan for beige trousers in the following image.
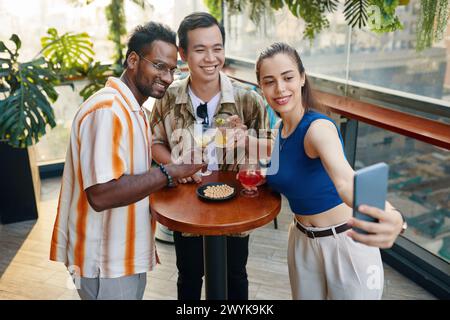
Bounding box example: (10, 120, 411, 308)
(288, 220, 384, 300)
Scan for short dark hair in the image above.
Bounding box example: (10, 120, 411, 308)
(123, 22, 176, 68)
(256, 42, 319, 113)
(177, 12, 225, 53)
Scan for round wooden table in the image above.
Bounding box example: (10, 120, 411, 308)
(150, 171, 281, 300)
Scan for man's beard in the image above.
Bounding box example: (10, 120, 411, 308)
(137, 80, 165, 99)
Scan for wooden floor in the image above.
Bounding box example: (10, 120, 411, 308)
(0, 177, 436, 300)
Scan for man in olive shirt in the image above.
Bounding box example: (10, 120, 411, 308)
(150, 12, 269, 300)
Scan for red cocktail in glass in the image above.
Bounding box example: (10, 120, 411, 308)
(237, 164, 264, 197)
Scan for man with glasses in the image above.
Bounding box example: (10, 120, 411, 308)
(150, 12, 269, 300)
(138, 54, 181, 79)
(50, 22, 203, 300)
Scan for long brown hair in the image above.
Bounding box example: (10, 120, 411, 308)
(256, 42, 320, 113)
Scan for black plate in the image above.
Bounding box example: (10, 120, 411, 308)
(196, 182, 237, 202)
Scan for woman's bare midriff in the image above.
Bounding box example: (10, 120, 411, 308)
(294, 202, 352, 227)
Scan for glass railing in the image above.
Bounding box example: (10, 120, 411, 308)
(354, 122, 450, 263)
(223, 57, 450, 267)
(224, 0, 450, 104)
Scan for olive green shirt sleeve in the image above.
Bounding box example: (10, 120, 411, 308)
(242, 89, 270, 139)
(150, 95, 169, 146)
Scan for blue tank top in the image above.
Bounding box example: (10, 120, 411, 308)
(266, 111, 344, 215)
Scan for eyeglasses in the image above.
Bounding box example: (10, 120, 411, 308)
(139, 55, 180, 76)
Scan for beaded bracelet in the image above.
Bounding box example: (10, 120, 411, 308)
(158, 163, 175, 187)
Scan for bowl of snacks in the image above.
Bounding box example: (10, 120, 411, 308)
(196, 183, 236, 201)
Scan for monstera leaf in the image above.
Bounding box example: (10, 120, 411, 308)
(41, 28, 94, 76)
(0, 34, 58, 148)
(79, 61, 112, 101)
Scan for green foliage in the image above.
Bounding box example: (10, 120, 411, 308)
(250, 0, 276, 26)
(323, 0, 339, 11)
(344, 0, 370, 28)
(270, 0, 284, 10)
(105, 0, 126, 66)
(204, 0, 223, 21)
(207, 0, 408, 41)
(207, 0, 340, 41)
(368, 0, 403, 33)
(41, 28, 95, 76)
(0, 35, 58, 148)
(79, 62, 112, 100)
(284, 0, 339, 41)
(39, 28, 114, 101)
(416, 0, 449, 51)
(205, 0, 339, 40)
(223, 0, 246, 14)
(0, 28, 109, 147)
(434, 0, 449, 42)
(104, 0, 146, 66)
(0, 0, 152, 148)
(220, 0, 275, 27)
(344, 0, 403, 32)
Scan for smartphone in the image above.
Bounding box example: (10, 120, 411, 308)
(353, 162, 389, 234)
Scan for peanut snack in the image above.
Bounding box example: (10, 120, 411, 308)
(203, 184, 235, 199)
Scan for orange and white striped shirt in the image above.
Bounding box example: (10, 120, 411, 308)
(50, 77, 157, 278)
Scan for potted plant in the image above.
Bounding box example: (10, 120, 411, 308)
(40, 27, 111, 100)
(0, 30, 98, 224)
(0, 34, 58, 223)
